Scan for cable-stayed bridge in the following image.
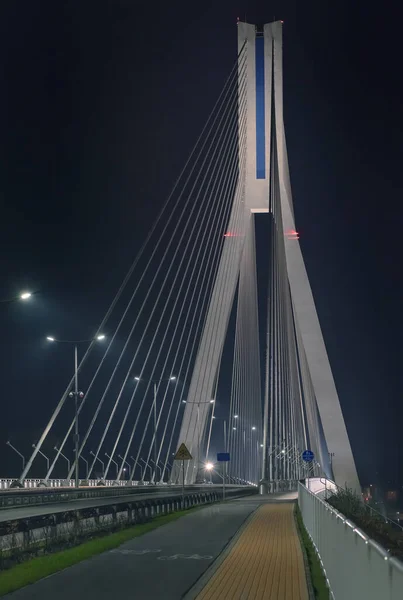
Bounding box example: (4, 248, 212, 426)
(8, 21, 358, 496)
(3, 20, 403, 600)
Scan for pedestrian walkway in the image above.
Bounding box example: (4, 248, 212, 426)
(191, 502, 309, 600)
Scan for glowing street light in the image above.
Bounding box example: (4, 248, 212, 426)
(234, 415, 239, 419)
(205, 461, 214, 483)
(20, 292, 32, 300)
(252, 426, 256, 431)
(46, 333, 106, 488)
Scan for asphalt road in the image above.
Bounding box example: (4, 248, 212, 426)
(4, 497, 263, 600)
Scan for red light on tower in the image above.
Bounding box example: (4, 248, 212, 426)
(286, 229, 299, 240)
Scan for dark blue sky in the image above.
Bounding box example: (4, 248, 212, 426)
(0, 1, 401, 486)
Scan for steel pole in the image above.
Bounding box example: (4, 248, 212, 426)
(153, 383, 157, 484)
(223, 420, 227, 500)
(181, 458, 185, 508)
(74, 345, 79, 488)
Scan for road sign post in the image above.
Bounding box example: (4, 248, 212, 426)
(302, 450, 314, 491)
(217, 453, 230, 502)
(174, 443, 192, 508)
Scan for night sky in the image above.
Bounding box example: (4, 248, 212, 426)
(0, 1, 401, 488)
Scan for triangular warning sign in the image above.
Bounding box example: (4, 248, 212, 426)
(174, 443, 193, 461)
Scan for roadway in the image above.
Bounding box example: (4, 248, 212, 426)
(4, 496, 266, 599)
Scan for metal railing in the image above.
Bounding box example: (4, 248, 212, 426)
(0, 479, 141, 490)
(298, 482, 403, 599)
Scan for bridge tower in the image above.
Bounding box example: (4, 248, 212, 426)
(172, 21, 360, 493)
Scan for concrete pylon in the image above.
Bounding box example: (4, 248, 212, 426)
(172, 21, 360, 494)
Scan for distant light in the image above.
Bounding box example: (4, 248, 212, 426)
(96, 334, 106, 341)
(205, 462, 214, 471)
(20, 292, 32, 300)
(46, 336, 55, 342)
(209, 399, 214, 403)
(134, 376, 140, 381)
(212, 416, 216, 419)
(260, 444, 264, 448)
(252, 426, 256, 431)
(234, 415, 239, 419)
(170, 376, 176, 381)
(281, 450, 285, 454)
(182, 400, 186, 403)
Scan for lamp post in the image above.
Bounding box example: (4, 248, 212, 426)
(131, 456, 143, 480)
(90, 450, 105, 478)
(118, 454, 132, 480)
(54, 446, 70, 478)
(105, 452, 119, 479)
(205, 461, 214, 483)
(134, 376, 176, 483)
(150, 459, 162, 483)
(6, 441, 25, 470)
(46, 334, 106, 488)
(79, 454, 89, 479)
(182, 399, 215, 481)
(32, 444, 49, 474)
(0, 291, 34, 304)
(140, 458, 152, 482)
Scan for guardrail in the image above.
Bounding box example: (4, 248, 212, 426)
(0, 483, 250, 510)
(298, 482, 403, 599)
(0, 479, 140, 490)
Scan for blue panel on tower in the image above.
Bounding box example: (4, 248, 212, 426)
(255, 37, 265, 179)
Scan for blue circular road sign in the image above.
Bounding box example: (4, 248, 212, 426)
(302, 450, 314, 462)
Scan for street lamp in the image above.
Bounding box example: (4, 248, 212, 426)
(46, 334, 106, 488)
(90, 451, 105, 478)
(6, 441, 25, 470)
(133, 376, 176, 483)
(54, 446, 71, 477)
(0, 291, 34, 304)
(130, 456, 143, 480)
(105, 452, 118, 479)
(32, 443, 49, 473)
(20, 292, 32, 300)
(205, 462, 214, 483)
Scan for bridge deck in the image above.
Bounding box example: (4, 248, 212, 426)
(191, 500, 309, 600)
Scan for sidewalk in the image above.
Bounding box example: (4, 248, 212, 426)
(187, 502, 309, 600)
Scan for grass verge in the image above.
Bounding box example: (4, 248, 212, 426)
(295, 506, 329, 600)
(0, 509, 194, 597)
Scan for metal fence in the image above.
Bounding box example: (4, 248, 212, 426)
(298, 482, 403, 599)
(0, 479, 144, 490)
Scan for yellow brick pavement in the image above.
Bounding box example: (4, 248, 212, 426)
(195, 503, 309, 600)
